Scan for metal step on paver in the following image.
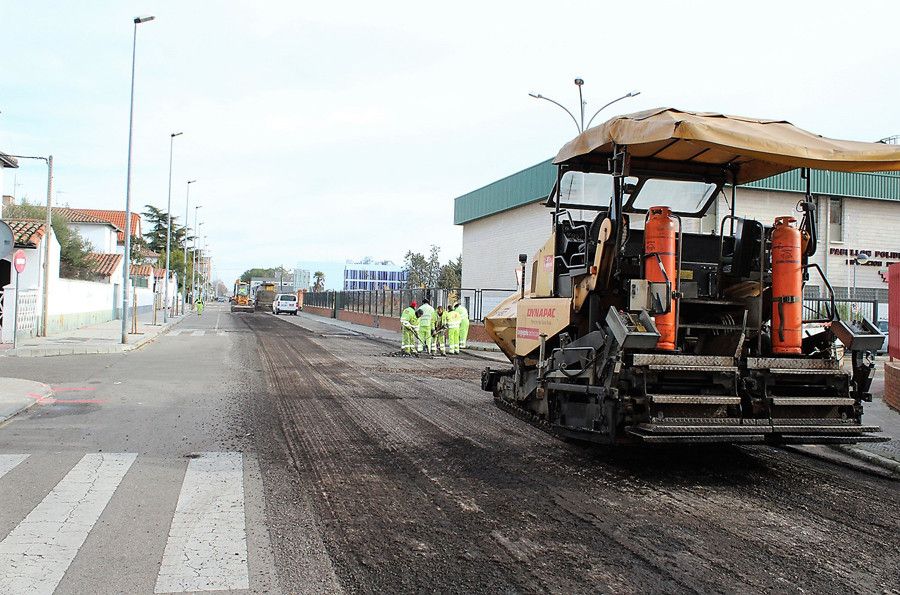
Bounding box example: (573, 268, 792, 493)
(649, 394, 741, 405)
(770, 396, 855, 406)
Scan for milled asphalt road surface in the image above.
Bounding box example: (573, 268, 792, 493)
(0, 303, 897, 594)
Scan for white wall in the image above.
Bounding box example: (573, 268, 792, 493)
(71, 222, 118, 253)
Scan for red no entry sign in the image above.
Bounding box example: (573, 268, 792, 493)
(13, 249, 26, 274)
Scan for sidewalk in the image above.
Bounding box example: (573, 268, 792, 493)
(3, 309, 186, 357)
(0, 377, 52, 423)
(294, 311, 508, 363)
(843, 370, 900, 471)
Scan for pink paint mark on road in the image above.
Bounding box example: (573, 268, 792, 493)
(51, 398, 105, 405)
(51, 387, 97, 393)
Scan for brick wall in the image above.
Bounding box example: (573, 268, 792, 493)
(303, 305, 333, 318)
(304, 302, 494, 344)
(885, 362, 900, 412)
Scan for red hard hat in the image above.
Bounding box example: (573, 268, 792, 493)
(411, 300, 417, 308)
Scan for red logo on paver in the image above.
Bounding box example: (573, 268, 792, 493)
(516, 327, 539, 340)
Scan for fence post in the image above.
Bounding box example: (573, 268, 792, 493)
(873, 300, 879, 322)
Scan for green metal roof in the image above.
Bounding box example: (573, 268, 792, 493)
(454, 161, 900, 225)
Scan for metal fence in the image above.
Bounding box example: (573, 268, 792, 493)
(16, 289, 40, 338)
(305, 287, 517, 322)
(802, 297, 885, 323)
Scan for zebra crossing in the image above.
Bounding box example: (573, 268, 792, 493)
(0, 452, 250, 594)
(167, 329, 227, 337)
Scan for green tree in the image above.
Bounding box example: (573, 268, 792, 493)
(239, 267, 287, 282)
(404, 245, 442, 288)
(143, 205, 186, 255)
(4, 201, 94, 279)
(437, 254, 462, 290)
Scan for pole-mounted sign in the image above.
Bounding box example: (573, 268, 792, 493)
(12, 249, 26, 350)
(13, 249, 26, 274)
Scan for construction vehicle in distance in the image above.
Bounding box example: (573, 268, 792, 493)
(254, 282, 277, 312)
(482, 108, 899, 445)
(231, 280, 254, 313)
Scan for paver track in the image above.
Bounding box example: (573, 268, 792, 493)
(244, 313, 900, 594)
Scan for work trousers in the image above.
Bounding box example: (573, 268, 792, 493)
(401, 327, 416, 354)
(459, 318, 469, 348)
(448, 326, 460, 354)
(418, 324, 432, 353)
(433, 329, 446, 354)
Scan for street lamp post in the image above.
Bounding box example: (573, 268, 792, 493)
(163, 132, 182, 322)
(121, 15, 155, 344)
(192, 211, 202, 303)
(182, 179, 196, 311)
(529, 78, 640, 133)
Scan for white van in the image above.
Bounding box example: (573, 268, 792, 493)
(272, 294, 299, 315)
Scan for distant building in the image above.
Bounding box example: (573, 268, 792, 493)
(343, 260, 406, 291)
(293, 268, 311, 291)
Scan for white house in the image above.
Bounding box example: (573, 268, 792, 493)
(0, 218, 60, 343)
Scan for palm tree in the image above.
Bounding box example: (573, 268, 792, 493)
(313, 271, 326, 292)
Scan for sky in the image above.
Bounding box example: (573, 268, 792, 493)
(2, 1, 899, 287)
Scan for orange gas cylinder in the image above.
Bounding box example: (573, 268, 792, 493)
(771, 216, 802, 354)
(645, 206, 677, 350)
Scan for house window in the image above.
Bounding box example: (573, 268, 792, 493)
(829, 197, 843, 242)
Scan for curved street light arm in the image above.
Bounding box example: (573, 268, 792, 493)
(585, 91, 641, 130)
(529, 93, 582, 133)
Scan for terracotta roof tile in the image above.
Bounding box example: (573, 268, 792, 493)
(5, 218, 47, 248)
(130, 263, 153, 277)
(87, 252, 123, 277)
(68, 209, 141, 243)
(55, 208, 119, 225)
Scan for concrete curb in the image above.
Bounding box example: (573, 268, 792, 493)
(834, 445, 900, 475)
(783, 445, 900, 481)
(0, 378, 53, 424)
(7, 314, 187, 358)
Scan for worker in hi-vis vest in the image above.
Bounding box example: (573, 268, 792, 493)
(417, 298, 435, 353)
(400, 300, 418, 355)
(455, 301, 469, 348)
(432, 305, 447, 355)
(446, 303, 462, 354)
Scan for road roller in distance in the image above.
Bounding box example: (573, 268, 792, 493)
(481, 108, 897, 445)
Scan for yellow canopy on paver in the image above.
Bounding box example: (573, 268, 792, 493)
(553, 108, 900, 184)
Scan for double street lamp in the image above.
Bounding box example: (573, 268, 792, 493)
(529, 78, 640, 133)
(121, 15, 155, 344)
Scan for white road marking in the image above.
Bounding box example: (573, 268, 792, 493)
(215, 311, 220, 331)
(169, 329, 184, 336)
(0, 454, 28, 480)
(155, 452, 248, 593)
(191, 330, 205, 337)
(0, 453, 136, 595)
